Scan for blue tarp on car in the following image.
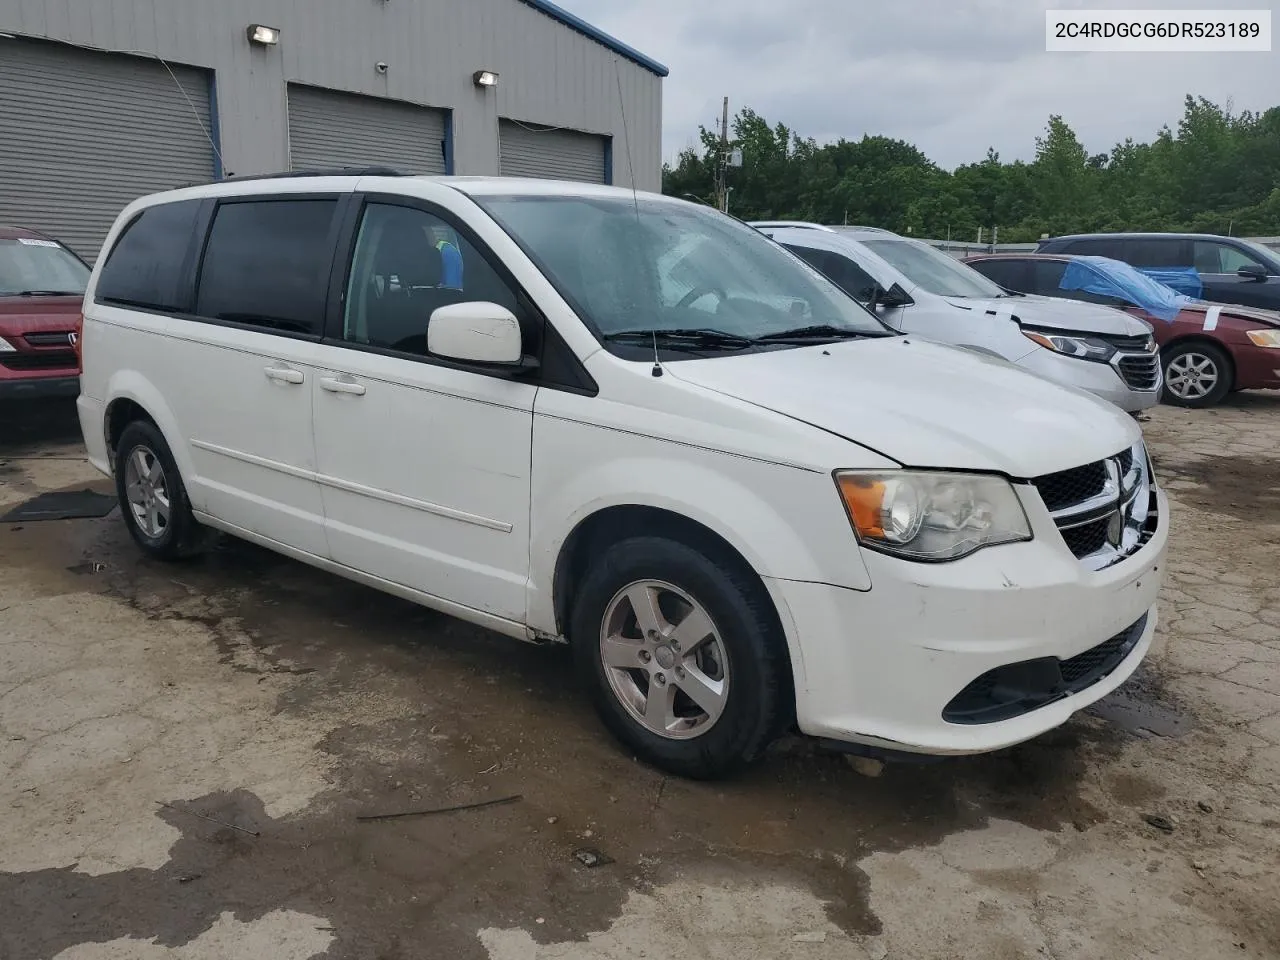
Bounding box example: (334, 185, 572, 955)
(1059, 256, 1191, 323)
(1136, 266, 1204, 299)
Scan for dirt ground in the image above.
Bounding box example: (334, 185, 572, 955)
(1, 393, 1277, 960)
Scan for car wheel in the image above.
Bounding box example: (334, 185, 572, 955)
(1162, 342, 1233, 408)
(115, 420, 209, 560)
(570, 535, 790, 779)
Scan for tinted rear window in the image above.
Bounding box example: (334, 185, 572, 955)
(96, 200, 202, 310)
(195, 199, 339, 336)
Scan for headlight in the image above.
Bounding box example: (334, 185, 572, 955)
(1246, 329, 1280, 347)
(834, 470, 1032, 562)
(0, 336, 16, 353)
(1021, 328, 1116, 362)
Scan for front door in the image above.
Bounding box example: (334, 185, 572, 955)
(311, 198, 537, 623)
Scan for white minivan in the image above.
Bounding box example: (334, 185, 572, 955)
(76, 174, 1168, 778)
(751, 223, 1163, 413)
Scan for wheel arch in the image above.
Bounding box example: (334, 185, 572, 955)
(101, 373, 194, 484)
(551, 504, 802, 696)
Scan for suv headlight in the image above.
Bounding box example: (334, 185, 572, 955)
(1021, 328, 1117, 363)
(835, 470, 1032, 562)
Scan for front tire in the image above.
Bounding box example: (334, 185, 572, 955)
(114, 420, 208, 560)
(1162, 341, 1233, 408)
(570, 536, 789, 779)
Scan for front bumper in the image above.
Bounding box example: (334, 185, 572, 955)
(0, 374, 80, 400)
(1018, 348, 1160, 412)
(767, 486, 1169, 755)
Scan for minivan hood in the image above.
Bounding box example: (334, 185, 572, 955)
(944, 295, 1153, 336)
(667, 337, 1138, 477)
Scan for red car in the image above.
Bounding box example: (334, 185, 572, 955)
(0, 226, 88, 400)
(964, 253, 1280, 408)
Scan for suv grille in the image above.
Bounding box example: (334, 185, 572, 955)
(1032, 462, 1106, 512)
(1030, 442, 1155, 568)
(1116, 354, 1160, 390)
(22, 331, 74, 347)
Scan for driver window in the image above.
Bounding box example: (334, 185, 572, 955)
(344, 203, 523, 356)
(1194, 240, 1259, 274)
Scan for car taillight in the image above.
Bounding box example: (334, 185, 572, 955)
(73, 313, 84, 373)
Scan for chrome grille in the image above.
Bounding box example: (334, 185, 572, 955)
(1031, 442, 1155, 570)
(22, 331, 75, 347)
(1116, 354, 1160, 390)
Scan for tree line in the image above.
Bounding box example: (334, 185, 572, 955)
(661, 96, 1280, 242)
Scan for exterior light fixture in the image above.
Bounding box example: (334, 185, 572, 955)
(247, 24, 280, 46)
(473, 70, 499, 88)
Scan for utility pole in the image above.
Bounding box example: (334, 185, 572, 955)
(717, 96, 730, 213)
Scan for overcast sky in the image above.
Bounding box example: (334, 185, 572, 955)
(564, 0, 1280, 170)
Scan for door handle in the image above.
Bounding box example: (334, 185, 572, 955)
(319, 376, 366, 396)
(264, 366, 305, 385)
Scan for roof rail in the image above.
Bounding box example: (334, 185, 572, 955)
(180, 166, 406, 188)
(748, 221, 835, 232)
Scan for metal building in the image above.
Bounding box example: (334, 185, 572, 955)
(0, 0, 666, 259)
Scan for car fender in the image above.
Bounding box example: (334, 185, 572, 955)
(103, 369, 199, 505)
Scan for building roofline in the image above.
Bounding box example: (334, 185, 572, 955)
(520, 0, 669, 77)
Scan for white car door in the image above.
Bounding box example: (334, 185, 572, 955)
(158, 195, 343, 558)
(310, 195, 536, 624)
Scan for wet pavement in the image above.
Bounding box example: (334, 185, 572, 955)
(1, 395, 1278, 960)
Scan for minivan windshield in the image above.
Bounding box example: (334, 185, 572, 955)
(860, 237, 1007, 299)
(477, 195, 889, 347)
(0, 238, 90, 296)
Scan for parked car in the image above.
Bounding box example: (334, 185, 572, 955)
(77, 174, 1167, 778)
(965, 253, 1280, 408)
(1036, 232, 1280, 312)
(751, 223, 1161, 413)
(0, 226, 88, 399)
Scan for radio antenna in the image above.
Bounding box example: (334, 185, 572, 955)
(614, 59, 662, 377)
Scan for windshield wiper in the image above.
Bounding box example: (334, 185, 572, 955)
(7, 290, 82, 297)
(604, 328, 756, 350)
(753, 324, 889, 342)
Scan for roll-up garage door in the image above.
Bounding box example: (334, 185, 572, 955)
(0, 37, 215, 261)
(287, 85, 448, 175)
(498, 120, 608, 183)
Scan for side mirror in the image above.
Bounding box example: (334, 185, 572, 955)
(427, 302, 526, 367)
(874, 283, 915, 308)
(1237, 263, 1268, 282)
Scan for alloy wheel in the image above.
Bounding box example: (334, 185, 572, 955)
(599, 579, 730, 740)
(1165, 352, 1219, 401)
(123, 444, 171, 538)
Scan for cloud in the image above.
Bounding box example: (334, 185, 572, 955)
(564, 0, 1280, 169)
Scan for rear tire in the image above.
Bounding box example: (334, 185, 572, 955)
(1161, 341, 1232, 408)
(114, 420, 209, 560)
(570, 535, 789, 779)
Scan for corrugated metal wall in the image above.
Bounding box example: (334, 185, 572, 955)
(498, 120, 607, 183)
(0, 37, 214, 260)
(287, 85, 448, 174)
(0, 0, 663, 190)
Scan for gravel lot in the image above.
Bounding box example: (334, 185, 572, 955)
(1, 394, 1278, 960)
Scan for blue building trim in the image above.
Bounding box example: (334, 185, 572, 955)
(207, 72, 224, 179)
(603, 137, 614, 185)
(520, 0, 669, 77)
(443, 110, 456, 175)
